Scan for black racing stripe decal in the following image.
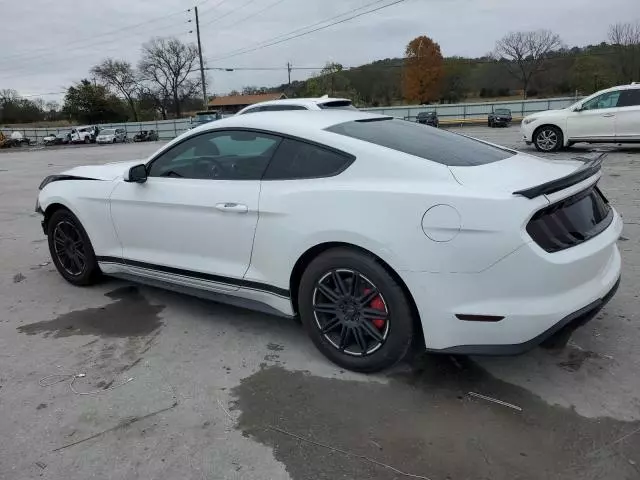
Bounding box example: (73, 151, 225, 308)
(96, 256, 290, 298)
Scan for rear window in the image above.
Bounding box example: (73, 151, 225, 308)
(318, 100, 356, 110)
(325, 118, 512, 166)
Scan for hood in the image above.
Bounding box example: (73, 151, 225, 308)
(524, 108, 568, 120)
(61, 159, 144, 181)
(448, 152, 591, 196)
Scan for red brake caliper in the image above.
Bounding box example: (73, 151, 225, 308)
(363, 288, 386, 329)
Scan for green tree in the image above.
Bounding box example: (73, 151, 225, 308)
(440, 58, 472, 103)
(570, 55, 615, 94)
(63, 79, 127, 123)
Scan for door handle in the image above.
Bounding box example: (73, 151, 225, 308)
(602, 113, 615, 117)
(215, 202, 248, 213)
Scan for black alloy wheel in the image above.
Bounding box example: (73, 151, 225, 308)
(299, 248, 414, 372)
(312, 269, 390, 356)
(47, 209, 101, 286)
(52, 220, 86, 276)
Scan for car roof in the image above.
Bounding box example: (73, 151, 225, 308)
(240, 97, 352, 110)
(177, 110, 387, 146)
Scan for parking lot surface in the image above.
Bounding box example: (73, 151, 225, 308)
(1, 130, 639, 479)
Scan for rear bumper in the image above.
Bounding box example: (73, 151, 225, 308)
(427, 276, 620, 355)
(403, 210, 623, 353)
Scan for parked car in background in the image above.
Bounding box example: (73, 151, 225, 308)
(236, 96, 356, 115)
(70, 126, 98, 144)
(97, 128, 127, 144)
(192, 111, 222, 128)
(37, 110, 621, 372)
(43, 131, 71, 146)
(488, 108, 512, 127)
(522, 83, 640, 152)
(416, 111, 439, 127)
(133, 130, 159, 142)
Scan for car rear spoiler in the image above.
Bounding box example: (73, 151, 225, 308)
(513, 153, 606, 199)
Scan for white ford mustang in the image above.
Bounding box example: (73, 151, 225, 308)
(36, 110, 622, 372)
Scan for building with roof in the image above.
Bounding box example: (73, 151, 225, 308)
(208, 93, 287, 115)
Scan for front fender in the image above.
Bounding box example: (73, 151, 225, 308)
(38, 180, 122, 258)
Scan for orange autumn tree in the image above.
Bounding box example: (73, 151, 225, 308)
(403, 36, 444, 104)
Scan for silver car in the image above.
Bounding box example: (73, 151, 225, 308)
(96, 128, 127, 144)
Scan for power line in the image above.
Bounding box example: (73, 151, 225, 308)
(213, 0, 290, 32)
(200, 0, 261, 27)
(0, 4, 196, 65)
(207, 0, 408, 62)
(207, 0, 390, 60)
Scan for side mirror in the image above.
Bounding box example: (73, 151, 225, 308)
(574, 105, 583, 112)
(124, 164, 148, 183)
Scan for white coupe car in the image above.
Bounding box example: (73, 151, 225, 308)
(36, 110, 622, 372)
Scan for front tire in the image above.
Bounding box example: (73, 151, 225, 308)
(533, 125, 563, 152)
(47, 209, 101, 286)
(84, 137, 90, 144)
(298, 248, 415, 373)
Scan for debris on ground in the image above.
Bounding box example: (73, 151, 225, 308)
(13, 272, 25, 283)
(467, 392, 522, 411)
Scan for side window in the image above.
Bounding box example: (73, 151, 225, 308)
(261, 105, 308, 112)
(148, 130, 281, 180)
(582, 91, 621, 110)
(263, 138, 353, 180)
(618, 89, 640, 107)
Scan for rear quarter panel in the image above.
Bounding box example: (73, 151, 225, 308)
(246, 143, 543, 290)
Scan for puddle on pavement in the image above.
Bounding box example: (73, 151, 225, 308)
(17, 286, 165, 338)
(232, 357, 640, 480)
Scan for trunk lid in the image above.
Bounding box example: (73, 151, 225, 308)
(448, 152, 602, 198)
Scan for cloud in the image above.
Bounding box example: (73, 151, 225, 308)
(0, 0, 637, 99)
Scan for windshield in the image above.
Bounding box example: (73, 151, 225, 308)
(101, 129, 116, 135)
(326, 118, 512, 166)
(195, 115, 216, 123)
(494, 109, 511, 114)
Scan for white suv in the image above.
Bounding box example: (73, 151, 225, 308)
(236, 97, 355, 115)
(522, 83, 640, 152)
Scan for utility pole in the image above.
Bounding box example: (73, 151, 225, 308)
(287, 62, 292, 87)
(194, 6, 208, 109)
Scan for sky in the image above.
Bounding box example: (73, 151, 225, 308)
(1, 0, 638, 103)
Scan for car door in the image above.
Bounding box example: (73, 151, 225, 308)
(109, 129, 281, 290)
(615, 88, 640, 140)
(566, 90, 621, 141)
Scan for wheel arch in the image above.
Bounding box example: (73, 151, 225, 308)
(289, 241, 424, 345)
(42, 201, 75, 233)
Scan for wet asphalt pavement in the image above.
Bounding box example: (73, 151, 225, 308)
(1, 130, 639, 479)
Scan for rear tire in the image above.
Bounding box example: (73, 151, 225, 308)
(533, 125, 563, 152)
(84, 136, 90, 144)
(298, 248, 415, 373)
(47, 209, 101, 286)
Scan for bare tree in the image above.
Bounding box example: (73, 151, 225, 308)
(494, 30, 563, 98)
(608, 22, 640, 83)
(91, 59, 140, 121)
(139, 37, 201, 118)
